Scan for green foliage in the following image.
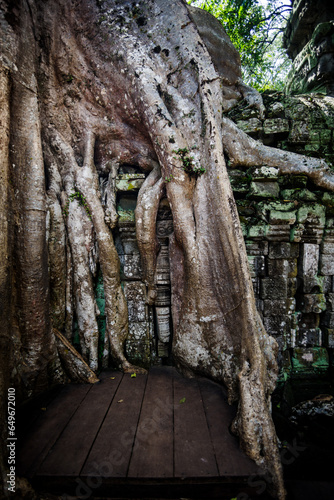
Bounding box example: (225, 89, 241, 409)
(173, 147, 206, 177)
(189, 0, 292, 92)
(62, 191, 92, 220)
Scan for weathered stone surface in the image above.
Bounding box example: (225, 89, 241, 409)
(288, 278, 298, 297)
(121, 254, 142, 280)
(269, 242, 298, 259)
(302, 274, 332, 293)
(326, 292, 334, 311)
(319, 254, 334, 275)
(266, 224, 291, 242)
(247, 256, 266, 278)
(249, 166, 279, 181)
(321, 242, 334, 254)
(246, 240, 269, 256)
(123, 282, 146, 322)
(285, 20, 334, 95)
(289, 121, 310, 143)
(291, 347, 329, 376)
(296, 328, 322, 347)
(323, 311, 334, 328)
(263, 118, 289, 135)
(261, 276, 288, 300)
(298, 243, 319, 277)
(125, 322, 152, 368)
(269, 210, 296, 225)
(155, 306, 171, 343)
(300, 293, 326, 313)
(267, 258, 290, 277)
(249, 181, 280, 199)
(263, 315, 287, 337)
(281, 188, 317, 202)
(290, 396, 334, 425)
(229, 169, 250, 193)
(116, 174, 146, 191)
(236, 118, 262, 134)
(263, 299, 287, 317)
(248, 224, 268, 240)
(323, 327, 334, 347)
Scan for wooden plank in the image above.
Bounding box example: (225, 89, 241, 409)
(37, 371, 123, 476)
(128, 366, 174, 478)
(173, 372, 219, 478)
(17, 383, 92, 477)
(81, 372, 147, 478)
(17, 385, 64, 439)
(198, 377, 260, 477)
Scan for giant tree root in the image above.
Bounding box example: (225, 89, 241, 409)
(223, 117, 334, 190)
(54, 329, 99, 384)
(135, 165, 165, 305)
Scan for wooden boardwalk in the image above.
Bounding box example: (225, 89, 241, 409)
(17, 367, 264, 498)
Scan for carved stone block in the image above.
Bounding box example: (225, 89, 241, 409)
(321, 242, 334, 255)
(155, 306, 171, 343)
(268, 258, 290, 277)
(263, 315, 287, 337)
(263, 118, 289, 136)
(125, 322, 151, 367)
(266, 224, 291, 242)
(269, 242, 299, 259)
(319, 254, 334, 276)
(155, 245, 170, 285)
(246, 240, 269, 256)
(121, 254, 142, 280)
(296, 328, 322, 348)
(123, 282, 146, 322)
(247, 256, 265, 278)
(261, 276, 288, 300)
(263, 299, 287, 317)
(249, 181, 280, 199)
(298, 243, 319, 278)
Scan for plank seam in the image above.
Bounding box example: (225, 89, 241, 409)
(78, 372, 124, 476)
(125, 372, 149, 478)
(198, 380, 220, 477)
(30, 384, 94, 476)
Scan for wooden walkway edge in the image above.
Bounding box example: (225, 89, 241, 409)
(17, 367, 264, 499)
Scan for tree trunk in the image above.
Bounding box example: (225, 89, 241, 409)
(2, 0, 334, 497)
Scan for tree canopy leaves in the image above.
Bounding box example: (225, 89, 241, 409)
(189, 0, 292, 92)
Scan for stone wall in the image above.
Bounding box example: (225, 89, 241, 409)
(283, 0, 334, 95)
(227, 92, 334, 382)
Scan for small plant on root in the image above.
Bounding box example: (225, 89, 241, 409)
(173, 147, 206, 177)
(62, 190, 92, 220)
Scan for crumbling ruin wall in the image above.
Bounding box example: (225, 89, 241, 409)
(227, 92, 334, 382)
(283, 0, 334, 95)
